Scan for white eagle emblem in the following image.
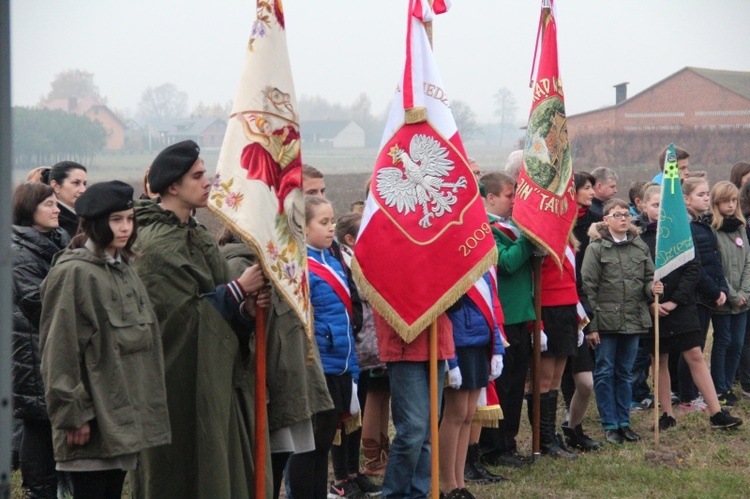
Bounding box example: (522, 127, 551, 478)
(377, 134, 467, 228)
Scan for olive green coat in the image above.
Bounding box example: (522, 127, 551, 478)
(581, 222, 654, 334)
(130, 202, 270, 499)
(221, 242, 333, 433)
(714, 224, 750, 314)
(39, 248, 170, 462)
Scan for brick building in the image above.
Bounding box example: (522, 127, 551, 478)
(566, 67, 750, 168)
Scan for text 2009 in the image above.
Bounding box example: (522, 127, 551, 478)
(459, 223, 491, 257)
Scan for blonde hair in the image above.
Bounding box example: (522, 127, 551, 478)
(710, 181, 745, 229)
(643, 185, 661, 204)
(682, 177, 710, 216)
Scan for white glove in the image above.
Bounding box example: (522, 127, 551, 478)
(540, 331, 548, 352)
(490, 354, 504, 380)
(349, 380, 360, 416)
(448, 366, 462, 389)
(577, 329, 584, 347)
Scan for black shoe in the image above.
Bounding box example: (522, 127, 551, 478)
(710, 409, 743, 429)
(482, 450, 525, 468)
(726, 390, 740, 405)
(458, 488, 477, 499)
(605, 429, 624, 444)
(473, 460, 506, 483)
(657, 412, 677, 432)
(619, 426, 641, 442)
(463, 443, 490, 484)
(718, 391, 735, 408)
(561, 422, 603, 452)
(351, 473, 382, 497)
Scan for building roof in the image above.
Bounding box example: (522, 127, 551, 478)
(569, 66, 750, 119)
(153, 117, 225, 137)
(301, 120, 359, 139)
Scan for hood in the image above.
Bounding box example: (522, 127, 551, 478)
(12, 225, 69, 262)
(220, 241, 257, 263)
(587, 220, 641, 243)
(134, 199, 192, 229)
(51, 247, 114, 270)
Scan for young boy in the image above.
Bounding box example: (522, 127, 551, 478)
(478, 172, 538, 467)
(581, 198, 662, 444)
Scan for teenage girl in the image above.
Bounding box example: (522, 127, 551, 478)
(287, 196, 360, 499)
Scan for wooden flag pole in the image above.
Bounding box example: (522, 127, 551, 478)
(531, 256, 543, 457)
(430, 321, 440, 499)
(254, 307, 268, 498)
(653, 294, 660, 446)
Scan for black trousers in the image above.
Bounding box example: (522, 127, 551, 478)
(70, 469, 126, 499)
(480, 322, 530, 452)
(288, 409, 339, 499)
(20, 419, 57, 499)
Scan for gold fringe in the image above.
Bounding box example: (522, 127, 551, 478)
(472, 405, 504, 428)
(405, 106, 427, 124)
(343, 412, 362, 435)
(351, 247, 498, 343)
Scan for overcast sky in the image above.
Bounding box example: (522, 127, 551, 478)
(10, 1, 750, 123)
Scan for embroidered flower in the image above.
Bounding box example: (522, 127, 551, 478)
(212, 174, 221, 190)
(282, 262, 298, 282)
(266, 241, 280, 261)
(225, 192, 240, 208)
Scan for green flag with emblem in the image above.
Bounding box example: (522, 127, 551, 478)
(654, 143, 695, 280)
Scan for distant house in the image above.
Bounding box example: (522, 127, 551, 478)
(566, 67, 750, 167)
(151, 117, 227, 150)
(43, 97, 126, 150)
(301, 120, 365, 148)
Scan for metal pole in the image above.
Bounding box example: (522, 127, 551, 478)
(0, 0, 15, 496)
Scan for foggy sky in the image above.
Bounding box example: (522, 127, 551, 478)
(10, 1, 750, 123)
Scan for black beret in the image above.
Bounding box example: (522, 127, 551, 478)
(148, 140, 201, 194)
(75, 181, 134, 219)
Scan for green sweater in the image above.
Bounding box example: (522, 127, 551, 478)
(491, 217, 536, 325)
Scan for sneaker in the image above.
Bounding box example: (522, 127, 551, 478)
(710, 409, 743, 429)
(671, 392, 680, 406)
(680, 396, 708, 412)
(726, 390, 739, 405)
(351, 474, 382, 497)
(630, 401, 646, 412)
(657, 412, 677, 432)
(641, 396, 655, 409)
(742, 389, 750, 399)
(328, 479, 366, 499)
(619, 426, 641, 442)
(718, 391, 734, 408)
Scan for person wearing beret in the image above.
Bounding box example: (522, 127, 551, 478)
(39, 181, 171, 499)
(130, 140, 273, 499)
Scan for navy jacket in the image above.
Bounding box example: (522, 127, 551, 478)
(690, 213, 729, 308)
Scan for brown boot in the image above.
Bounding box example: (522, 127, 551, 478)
(362, 438, 386, 477)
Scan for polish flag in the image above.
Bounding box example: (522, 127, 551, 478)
(351, 0, 496, 343)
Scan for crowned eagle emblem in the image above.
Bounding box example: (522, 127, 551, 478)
(376, 134, 467, 228)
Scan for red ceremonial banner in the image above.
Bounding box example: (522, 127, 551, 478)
(513, 1, 576, 270)
(352, 0, 496, 343)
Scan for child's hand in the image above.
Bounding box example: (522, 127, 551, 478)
(238, 265, 268, 295)
(67, 422, 91, 447)
(716, 291, 727, 307)
(652, 281, 664, 295)
(586, 332, 600, 348)
(447, 367, 462, 389)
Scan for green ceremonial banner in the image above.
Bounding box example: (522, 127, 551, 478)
(654, 143, 695, 280)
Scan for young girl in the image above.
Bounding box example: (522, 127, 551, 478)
(640, 185, 742, 430)
(39, 181, 171, 499)
(710, 181, 750, 406)
(561, 172, 603, 452)
(288, 196, 360, 499)
(681, 177, 729, 411)
(40, 161, 88, 238)
(440, 272, 505, 499)
(12, 183, 70, 498)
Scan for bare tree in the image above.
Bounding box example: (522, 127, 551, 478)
(191, 100, 233, 119)
(138, 83, 188, 122)
(494, 87, 518, 146)
(451, 100, 481, 140)
(42, 69, 103, 103)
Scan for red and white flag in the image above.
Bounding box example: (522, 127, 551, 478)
(208, 1, 310, 335)
(513, 0, 577, 270)
(352, 0, 496, 343)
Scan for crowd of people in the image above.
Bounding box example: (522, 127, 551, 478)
(8, 141, 748, 499)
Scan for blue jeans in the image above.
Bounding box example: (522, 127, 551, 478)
(711, 312, 748, 394)
(631, 335, 652, 402)
(593, 334, 639, 429)
(382, 360, 445, 499)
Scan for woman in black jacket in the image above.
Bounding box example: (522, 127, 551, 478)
(640, 185, 740, 430)
(40, 161, 88, 238)
(12, 182, 70, 498)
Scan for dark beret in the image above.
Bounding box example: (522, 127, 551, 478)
(75, 181, 134, 219)
(148, 140, 201, 194)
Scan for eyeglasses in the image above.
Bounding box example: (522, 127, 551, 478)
(606, 212, 633, 220)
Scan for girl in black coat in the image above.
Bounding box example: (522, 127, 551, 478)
(643, 185, 740, 430)
(11, 182, 70, 498)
